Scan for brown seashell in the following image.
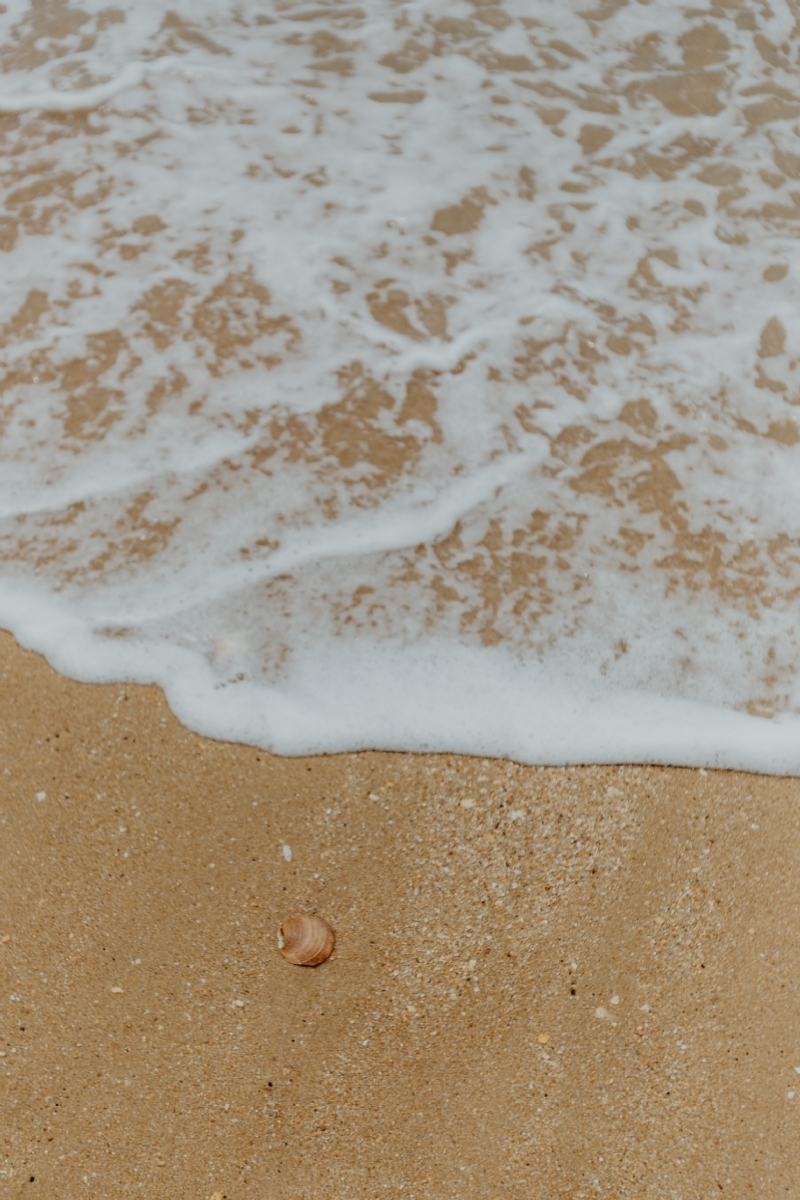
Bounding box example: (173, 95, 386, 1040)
(278, 914, 335, 966)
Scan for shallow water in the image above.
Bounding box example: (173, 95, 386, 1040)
(3, 0, 800, 768)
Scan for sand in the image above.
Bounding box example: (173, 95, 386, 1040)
(1, 629, 799, 1197)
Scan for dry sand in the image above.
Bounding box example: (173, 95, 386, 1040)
(1, 629, 799, 1197)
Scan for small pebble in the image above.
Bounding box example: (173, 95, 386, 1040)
(595, 1007, 609, 1019)
(537, 1033, 550, 1045)
(110, 987, 123, 994)
(282, 844, 292, 862)
(610, 995, 620, 1006)
(36, 792, 46, 802)
(460, 798, 475, 809)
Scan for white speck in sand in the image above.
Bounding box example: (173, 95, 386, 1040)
(794, 1066, 800, 1075)
(36, 792, 46, 802)
(282, 844, 292, 862)
(460, 798, 475, 809)
(640, 1003, 650, 1013)
(110, 987, 124, 994)
(610, 995, 620, 1005)
(751, 823, 759, 831)
(595, 1007, 609, 1019)
(232, 999, 245, 1008)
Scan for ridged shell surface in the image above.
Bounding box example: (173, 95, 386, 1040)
(278, 915, 335, 966)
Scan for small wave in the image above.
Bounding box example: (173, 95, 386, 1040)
(2, 0, 800, 769)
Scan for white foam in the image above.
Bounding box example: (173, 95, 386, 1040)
(2, 1, 800, 770)
(0, 55, 180, 112)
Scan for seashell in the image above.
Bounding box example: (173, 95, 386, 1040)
(278, 914, 335, 966)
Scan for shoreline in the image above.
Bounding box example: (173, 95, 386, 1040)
(2, 629, 798, 1195)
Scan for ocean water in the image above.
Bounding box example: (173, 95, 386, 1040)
(2, 0, 800, 770)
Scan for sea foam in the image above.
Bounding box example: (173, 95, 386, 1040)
(2, 0, 800, 770)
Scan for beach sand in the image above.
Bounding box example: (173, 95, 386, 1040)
(1, 628, 799, 1197)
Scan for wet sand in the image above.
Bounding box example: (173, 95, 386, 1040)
(1, 628, 799, 1197)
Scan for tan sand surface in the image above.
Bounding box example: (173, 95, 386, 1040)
(1, 630, 799, 1197)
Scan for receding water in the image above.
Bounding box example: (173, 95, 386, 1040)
(3, 0, 800, 769)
